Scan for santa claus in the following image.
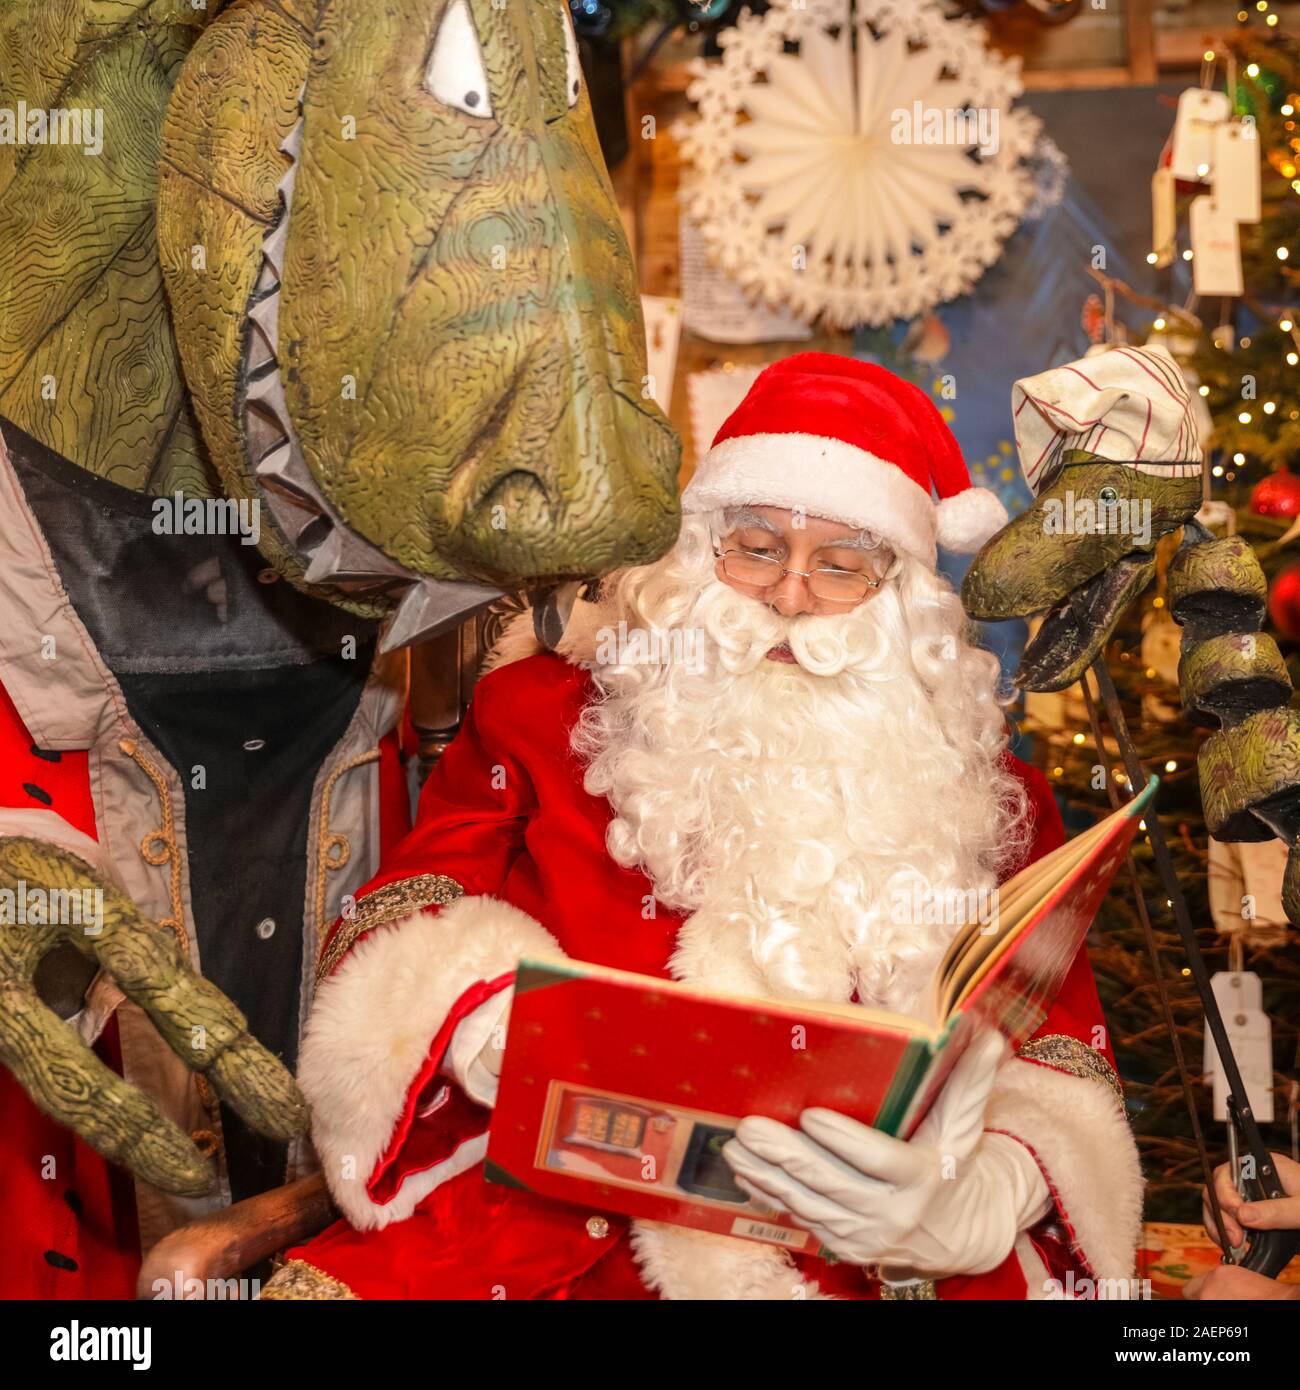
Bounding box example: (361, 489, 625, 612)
(263, 354, 1143, 1301)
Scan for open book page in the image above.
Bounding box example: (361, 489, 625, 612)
(939, 779, 1156, 1038)
(928, 780, 1156, 1024)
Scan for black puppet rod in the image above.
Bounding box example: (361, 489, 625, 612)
(1084, 644, 1299, 1278)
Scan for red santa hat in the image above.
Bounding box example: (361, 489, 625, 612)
(681, 352, 1008, 569)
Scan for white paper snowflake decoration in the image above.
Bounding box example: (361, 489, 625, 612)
(675, 0, 1042, 329)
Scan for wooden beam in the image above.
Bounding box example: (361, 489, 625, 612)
(1127, 0, 1158, 85)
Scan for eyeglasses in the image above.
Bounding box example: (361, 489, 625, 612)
(715, 546, 883, 603)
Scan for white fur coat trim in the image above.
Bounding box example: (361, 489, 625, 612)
(986, 1057, 1144, 1296)
(299, 894, 560, 1230)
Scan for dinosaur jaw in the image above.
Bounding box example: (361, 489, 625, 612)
(239, 111, 503, 650)
(1015, 551, 1158, 693)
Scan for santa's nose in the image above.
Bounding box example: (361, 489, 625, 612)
(768, 571, 817, 618)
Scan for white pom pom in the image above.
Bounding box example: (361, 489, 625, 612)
(935, 487, 1009, 555)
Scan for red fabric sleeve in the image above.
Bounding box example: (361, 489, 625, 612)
(318, 670, 537, 972)
(322, 671, 542, 1205)
(367, 971, 515, 1206)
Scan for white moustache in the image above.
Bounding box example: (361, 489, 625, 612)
(696, 578, 892, 681)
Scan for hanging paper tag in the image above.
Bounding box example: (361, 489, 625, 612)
(1170, 88, 1232, 181)
(1190, 196, 1243, 296)
(1211, 121, 1262, 223)
(641, 295, 682, 413)
(1211, 1013, 1274, 1123)
(1203, 970, 1263, 1084)
(687, 364, 763, 462)
(1151, 166, 1176, 268)
(679, 214, 813, 344)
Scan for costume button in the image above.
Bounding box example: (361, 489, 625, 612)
(243, 738, 265, 752)
(256, 917, 276, 940)
(585, 1215, 610, 1240)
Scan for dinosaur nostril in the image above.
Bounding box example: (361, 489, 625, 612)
(475, 470, 550, 528)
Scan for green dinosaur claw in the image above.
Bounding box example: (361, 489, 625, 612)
(0, 836, 307, 1193)
(209, 1038, 309, 1141)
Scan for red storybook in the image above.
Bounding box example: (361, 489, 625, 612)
(485, 779, 1155, 1250)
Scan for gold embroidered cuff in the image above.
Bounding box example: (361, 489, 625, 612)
(879, 1278, 938, 1300)
(315, 873, 464, 984)
(1017, 1033, 1124, 1107)
(260, 1258, 358, 1301)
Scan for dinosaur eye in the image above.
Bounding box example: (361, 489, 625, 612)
(563, 8, 583, 108)
(1098, 485, 1120, 505)
(425, 0, 494, 118)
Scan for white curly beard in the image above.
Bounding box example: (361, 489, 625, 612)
(573, 515, 1031, 1017)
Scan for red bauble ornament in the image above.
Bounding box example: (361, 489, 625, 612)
(1268, 564, 1300, 640)
(1250, 468, 1300, 518)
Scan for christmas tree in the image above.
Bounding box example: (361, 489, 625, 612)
(1026, 9, 1300, 1222)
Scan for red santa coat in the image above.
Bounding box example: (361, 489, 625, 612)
(289, 650, 1143, 1300)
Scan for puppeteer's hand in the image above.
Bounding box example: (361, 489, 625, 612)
(1203, 1152, 1300, 1250)
(0, 834, 307, 1196)
(722, 1029, 1051, 1279)
(1184, 1264, 1300, 1300)
(445, 985, 514, 1107)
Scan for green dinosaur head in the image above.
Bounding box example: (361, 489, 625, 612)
(1, 0, 680, 643)
(962, 454, 1203, 692)
(278, 1, 678, 578)
(161, 0, 681, 637)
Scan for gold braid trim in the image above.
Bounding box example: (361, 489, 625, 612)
(315, 873, 465, 985)
(314, 748, 381, 947)
(120, 739, 186, 953)
(120, 738, 221, 1131)
(879, 1278, 938, 1300)
(1017, 1033, 1125, 1107)
(260, 1259, 359, 1301)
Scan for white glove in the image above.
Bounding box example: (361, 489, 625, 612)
(443, 986, 513, 1108)
(722, 1029, 1052, 1280)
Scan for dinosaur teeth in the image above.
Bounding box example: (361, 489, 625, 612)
(236, 107, 474, 633)
(244, 364, 290, 421)
(280, 117, 303, 161)
(302, 526, 412, 587)
(379, 576, 505, 654)
(246, 288, 280, 349)
(255, 440, 311, 497)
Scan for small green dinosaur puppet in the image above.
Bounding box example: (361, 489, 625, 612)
(963, 344, 1300, 926)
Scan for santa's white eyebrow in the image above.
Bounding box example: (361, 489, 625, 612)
(722, 507, 781, 534)
(722, 508, 883, 553)
(819, 532, 883, 553)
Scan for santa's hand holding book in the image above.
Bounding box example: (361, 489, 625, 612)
(722, 1029, 1053, 1281)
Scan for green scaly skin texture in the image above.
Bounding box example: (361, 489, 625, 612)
(964, 462, 1300, 925)
(158, 0, 681, 588)
(0, 838, 306, 1196)
(1169, 535, 1300, 922)
(961, 461, 1204, 626)
(0, 0, 225, 498)
(0, 0, 681, 1181)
